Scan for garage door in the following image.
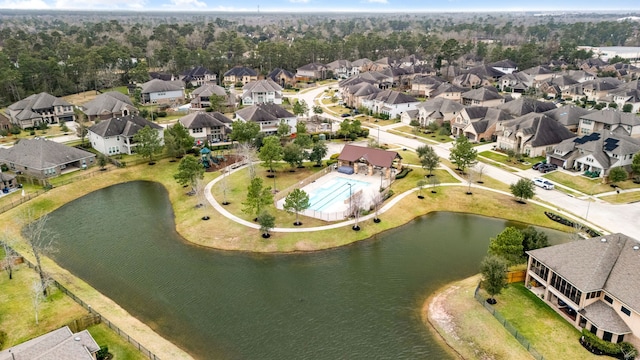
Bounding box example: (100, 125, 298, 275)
(549, 157, 564, 167)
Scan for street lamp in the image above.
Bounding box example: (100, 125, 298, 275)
(347, 182, 352, 215)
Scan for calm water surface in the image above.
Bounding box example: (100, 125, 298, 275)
(47, 181, 567, 360)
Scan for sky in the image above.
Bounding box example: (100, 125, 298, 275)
(1, 0, 640, 12)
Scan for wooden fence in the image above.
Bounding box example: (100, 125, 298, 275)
(507, 270, 526, 284)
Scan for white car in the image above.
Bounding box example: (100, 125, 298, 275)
(533, 178, 555, 190)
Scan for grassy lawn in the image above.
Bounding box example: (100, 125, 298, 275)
(543, 172, 640, 195)
(600, 190, 640, 204)
(478, 151, 545, 170)
(424, 275, 533, 360)
(488, 283, 605, 360)
(391, 126, 453, 143)
(0, 124, 72, 144)
(88, 323, 149, 360)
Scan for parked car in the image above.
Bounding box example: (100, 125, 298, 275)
(538, 164, 557, 173)
(533, 177, 555, 190)
(341, 113, 350, 118)
(532, 162, 544, 170)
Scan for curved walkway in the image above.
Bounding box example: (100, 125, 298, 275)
(204, 164, 607, 235)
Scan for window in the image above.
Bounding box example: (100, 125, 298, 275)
(603, 331, 613, 342)
(621, 306, 631, 316)
(604, 295, 613, 304)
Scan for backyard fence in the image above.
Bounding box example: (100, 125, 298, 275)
(507, 270, 526, 283)
(273, 166, 332, 204)
(6, 245, 161, 360)
(474, 282, 546, 360)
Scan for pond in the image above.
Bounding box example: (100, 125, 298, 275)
(46, 181, 567, 359)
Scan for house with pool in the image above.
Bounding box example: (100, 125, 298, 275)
(525, 233, 640, 346)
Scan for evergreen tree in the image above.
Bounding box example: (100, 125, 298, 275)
(480, 255, 508, 304)
(133, 126, 163, 164)
(488, 227, 525, 266)
(449, 135, 477, 173)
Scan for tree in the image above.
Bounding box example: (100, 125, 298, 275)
(283, 188, 310, 226)
(473, 163, 486, 183)
(521, 226, 549, 254)
(174, 156, 205, 193)
(309, 141, 328, 167)
(133, 126, 163, 164)
(622, 103, 633, 113)
(1, 235, 18, 280)
(417, 179, 427, 198)
(283, 143, 305, 171)
(480, 255, 508, 304)
(97, 153, 108, 170)
(293, 133, 312, 149)
(416, 145, 439, 177)
(488, 227, 525, 266)
(259, 136, 284, 174)
(277, 119, 291, 138)
(312, 105, 323, 120)
(349, 191, 364, 231)
(449, 135, 477, 173)
(258, 211, 275, 238)
(21, 212, 57, 297)
(410, 119, 420, 134)
(76, 120, 88, 148)
(510, 178, 535, 203)
(238, 142, 258, 180)
(32, 279, 52, 325)
(609, 166, 628, 185)
(632, 153, 640, 181)
(292, 99, 308, 116)
(164, 122, 194, 157)
(242, 177, 273, 219)
(230, 120, 260, 144)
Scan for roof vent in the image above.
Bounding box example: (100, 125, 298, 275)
(74, 336, 81, 341)
(634, 246, 639, 251)
(601, 238, 607, 243)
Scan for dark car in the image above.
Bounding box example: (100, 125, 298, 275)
(341, 113, 350, 118)
(539, 164, 557, 173)
(532, 162, 544, 170)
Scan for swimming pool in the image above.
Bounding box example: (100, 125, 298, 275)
(308, 177, 370, 212)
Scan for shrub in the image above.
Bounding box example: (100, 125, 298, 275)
(0, 129, 8, 137)
(96, 346, 113, 360)
(394, 167, 413, 179)
(30, 130, 36, 135)
(383, 189, 394, 200)
(10, 126, 21, 135)
(330, 153, 340, 160)
(0, 330, 7, 349)
(326, 159, 337, 166)
(580, 329, 638, 358)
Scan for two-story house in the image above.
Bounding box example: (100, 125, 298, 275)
(267, 68, 296, 88)
(451, 106, 512, 142)
(296, 63, 327, 82)
(496, 112, 576, 157)
(409, 76, 443, 97)
(326, 60, 357, 79)
(234, 103, 297, 136)
(431, 83, 468, 102)
(6, 92, 75, 129)
(88, 114, 164, 156)
(180, 66, 217, 87)
(140, 79, 185, 105)
(178, 112, 232, 145)
(190, 84, 231, 110)
(525, 234, 640, 345)
(223, 67, 258, 86)
(241, 79, 283, 105)
(460, 86, 505, 107)
(360, 89, 420, 120)
(489, 59, 518, 74)
(547, 130, 640, 177)
(577, 109, 640, 137)
(402, 97, 464, 127)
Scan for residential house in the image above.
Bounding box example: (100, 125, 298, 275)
(267, 68, 296, 88)
(402, 97, 464, 127)
(0, 138, 95, 179)
(360, 89, 420, 119)
(522, 65, 556, 82)
(497, 97, 557, 117)
(496, 112, 576, 157)
(6, 92, 75, 129)
(296, 63, 327, 82)
(223, 67, 258, 86)
(140, 79, 185, 105)
(466, 64, 507, 81)
(190, 84, 232, 110)
(0, 172, 18, 192)
(461, 86, 505, 107)
(341, 82, 382, 109)
(489, 59, 518, 74)
(452, 73, 488, 89)
(235, 103, 297, 135)
(582, 78, 623, 102)
(410, 76, 443, 97)
(611, 80, 640, 113)
(577, 109, 640, 137)
(351, 58, 373, 73)
(547, 130, 640, 176)
(326, 60, 356, 79)
(431, 83, 468, 102)
(0, 326, 100, 360)
(178, 112, 231, 145)
(544, 105, 593, 133)
(525, 234, 640, 344)
(0, 112, 10, 131)
(88, 114, 164, 156)
(451, 106, 512, 141)
(241, 79, 283, 105)
(564, 70, 596, 83)
(181, 66, 216, 87)
(498, 72, 533, 93)
(82, 91, 138, 121)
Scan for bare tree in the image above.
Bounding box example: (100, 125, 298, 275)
(466, 171, 476, 195)
(371, 189, 387, 222)
(350, 191, 364, 230)
(221, 167, 230, 205)
(474, 163, 486, 184)
(31, 277, 53, 325)
(1, 233, 18, 280)
(429, 175, 441, 193)
(238, 143, 258, 180)
(21, 211, 57, 297)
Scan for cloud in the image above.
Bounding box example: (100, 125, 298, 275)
(364, 0, 388, 3)
(162, 0, 206, 8)
(289, 0, 310, 3)
(0, 0, 49, 9)
(54, 0, 145, 9)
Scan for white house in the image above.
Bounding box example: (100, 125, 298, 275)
(360, 89, 420, 119)
(235, 103, 297, 136)
(178, 111, 232, 145)
(88, 115, 164, 156)
(241, 79, 283, 105)
(140, 79, 185, 105)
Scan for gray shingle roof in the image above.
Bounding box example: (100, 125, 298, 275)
(8, 92, 73, 121)
(461, 86, 504, 101)
(88, 115, 162, 138)
(141, 79, 183, 94)
(224, 67, 257, 77)
(82, 92, 135, 117)
(503, 113, 576, 148)
(366, 89, 418, 104)
(0, 326, 99, 360)
(191, 84, 227, 98)
(544, 106, 593, 127)
(580, 301, 631, 334)
(179, 112, 231, 129)
(242, 79, 283, 94)
(580, 109, 640, 127)
(527, 233, 640, 312)
(0, 138, 95, 170)
(498, 97, 557, 117)
(235, 103, 294, 122)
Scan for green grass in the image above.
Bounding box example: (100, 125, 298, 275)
(543, 172, 640, 195)
(102, 86, 129, 95)
(599, 190, 640, 204)
(479, 151, 545, 170)
(391, 126, 453, 143)
(490, 283, 604, 360)
(88, 323, 149, 360)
